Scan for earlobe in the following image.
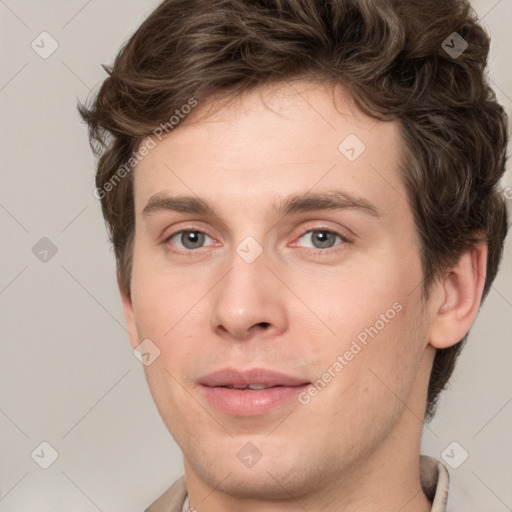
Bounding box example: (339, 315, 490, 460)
(429, 242, 488, 349)
(117, 274, 140, 350)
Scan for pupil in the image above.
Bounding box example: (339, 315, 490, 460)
(314, 231, 334, 248)
(182, 231, 204, 249)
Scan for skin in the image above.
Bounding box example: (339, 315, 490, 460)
(120, 80, 487, 511)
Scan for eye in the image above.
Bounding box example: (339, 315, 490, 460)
(165, 230, 215, 252)
(163, 226, 349, 255)
(294, 228, 348, 251)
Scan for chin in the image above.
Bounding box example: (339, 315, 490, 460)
(202, 468, 309, 501)
(187, 444, 325, 501)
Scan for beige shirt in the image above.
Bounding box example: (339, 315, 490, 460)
(145, 455, 450, 512)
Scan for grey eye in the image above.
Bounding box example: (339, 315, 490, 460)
(170, 231, 212, 250)
(298, 230, 343, 249)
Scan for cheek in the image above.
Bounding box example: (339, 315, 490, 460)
(130, 251, 195, 338)
(305, 252, 427, 397)
(348, 294, 428, 411)
(306, 268, 413, 345)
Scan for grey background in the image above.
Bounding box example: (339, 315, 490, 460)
(0, 0, 511, 510)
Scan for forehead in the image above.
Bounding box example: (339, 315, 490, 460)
(134, 81, 407, 222)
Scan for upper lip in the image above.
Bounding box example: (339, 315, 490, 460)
(199, 368, 310, 387)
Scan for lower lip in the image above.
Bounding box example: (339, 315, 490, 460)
(200, 384, 310, 416)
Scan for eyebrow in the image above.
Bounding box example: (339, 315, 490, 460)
(142, 190, 381, 219)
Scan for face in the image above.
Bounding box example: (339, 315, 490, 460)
(123, 81, 435, 501)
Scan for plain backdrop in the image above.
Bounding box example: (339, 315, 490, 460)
(0, 1, 511, 511)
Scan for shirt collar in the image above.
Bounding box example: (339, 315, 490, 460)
(420, 455, 450, 511)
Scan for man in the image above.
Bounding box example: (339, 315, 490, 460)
(78, 0, 509, 510)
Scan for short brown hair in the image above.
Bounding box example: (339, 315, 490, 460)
(78, 0, 509, 420)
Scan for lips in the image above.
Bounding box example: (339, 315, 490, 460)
(198, 367, 311, 416)
(199, 367, 310, 388)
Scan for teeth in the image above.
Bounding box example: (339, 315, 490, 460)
(248, 384, 268, 390)
(224, 384, 270, 390)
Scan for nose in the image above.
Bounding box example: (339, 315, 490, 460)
(209, 246, 288, 342)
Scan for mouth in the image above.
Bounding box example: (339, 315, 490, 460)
(198, 367, 311, 416)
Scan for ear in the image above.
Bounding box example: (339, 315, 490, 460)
(429, 242, 488, 349)
(117, 273, 140, 350)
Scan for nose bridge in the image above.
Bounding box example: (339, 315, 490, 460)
(219, 236, 272, 311)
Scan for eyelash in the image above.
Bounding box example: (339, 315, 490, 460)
(162, 225, 350, 255)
